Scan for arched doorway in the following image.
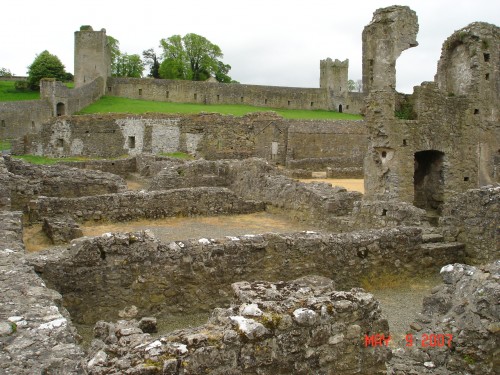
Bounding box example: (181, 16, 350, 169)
(56, 102, 65, 116)
(414, 150, 445, 211)
(338, 104, 343, 113)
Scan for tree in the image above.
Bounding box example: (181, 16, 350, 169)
(107, 36, 121, 75)
(114, 53, 144, 78)
(0, 67, 13, 77)
(27, 50, 67, 90)
(348, 79, 356, 92)
(142, 48, 161, 78)
(355, 79, 363, 93)
(159, 33, 233, 82)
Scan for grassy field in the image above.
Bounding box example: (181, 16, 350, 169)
(0, 80, 74, 101)
(0, 139, 11, 151)
(12, 154, 103, 165)
(78, 96, 363, 120)
(0, 81, 40, 101)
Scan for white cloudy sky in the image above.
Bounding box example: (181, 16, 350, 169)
(1, 0, 498, 93)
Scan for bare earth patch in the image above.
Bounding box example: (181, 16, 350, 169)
(298, 177, 365, 194)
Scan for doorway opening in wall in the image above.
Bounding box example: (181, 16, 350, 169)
(338, 104, 343, 113)
(56, 103, 65, 116)
(413, 150, 445, 214)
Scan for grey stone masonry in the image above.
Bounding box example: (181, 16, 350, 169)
(0, 211, 86, 374)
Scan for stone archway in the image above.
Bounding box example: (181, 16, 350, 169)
(413, 150, 445, 211)
(56, 102, 66, 116)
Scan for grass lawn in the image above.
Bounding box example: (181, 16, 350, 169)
(12, 154, 99, 165)
(0, 80, 74, 102)
(78, 96, 363, 120)
(0, 81, 39, 101)
(0, 139, 12, 151)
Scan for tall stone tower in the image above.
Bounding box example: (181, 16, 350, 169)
(74, 26, 111, 91)
(320, 58, 349, 96)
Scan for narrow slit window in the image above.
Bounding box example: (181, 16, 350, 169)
(139, 89, 142, 95)
(194, 93, 197, 100)
(128, 136, 136, 149)
(483, 53, 490, 62)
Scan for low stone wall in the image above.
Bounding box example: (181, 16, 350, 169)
(439, 186, 499, 264)
(0, 211, 85, 374)
(149, 158, 363, 226)
(3, 156, 127, 210)
(326, 166, 364, 178)
(29, 187, 265, 223)
(29, 226, 464, 325)
(86, 277, 390, 375)
(389, 261, 500, 375)
(60, 157, 138, 178)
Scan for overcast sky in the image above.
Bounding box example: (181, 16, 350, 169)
(1, 0, 498, 93)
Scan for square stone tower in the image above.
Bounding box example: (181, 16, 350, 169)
(74, 26, 111, 92)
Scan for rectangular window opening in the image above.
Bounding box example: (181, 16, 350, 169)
(240, 96, 244, 103)
(310, 102, 314, 107)
(464, 176, 469, 182)
(138, 89, 142, 96)
(107, 86, 111, 92)
(288, 100, 291, 106)
(31, 121, 35, 131)
(346, 105, 350, 110)
(1, 120, 5, 128)
(474, 109, 479, 114)
(265, 99, 268, 105)
(217, 95, 220, 101)
(194, 93, 197, 100)
(128, 136, 136, 149)
(485, 73, 490, 80)
(56, 138, 64, 147)
(483, 53, 490, 62)
(166, 91, 169, 98)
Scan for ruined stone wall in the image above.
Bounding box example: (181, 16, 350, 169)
(13, 113, 368, 170)
(40, 77, 104, 117)
(389, 262, 499, 375)
(439, 186, 499, 265)
(286, 120, 367, 171)
(0, 211, 86, 374)
(149, 158, 362, 226)
(29, 226, 464, 326)
(29, 187, 264, 223)
(85, 277, 390, 375)
(0, 99, 52, 139)
(3, 156, 126, 211)
(60, 156, 138, 178)
(362, 9, 499, 208)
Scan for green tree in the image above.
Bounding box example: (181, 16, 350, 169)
(0, 67, 13, 77)
(114, 53, 144, 78)
(348, 79, 356, 92)
(159, 33, 233, 82)
(27, 50, 67, 90)
(142, 48, 161, 78)
(107, 36, 121, 75)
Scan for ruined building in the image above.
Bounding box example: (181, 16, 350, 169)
(362, 6, 499, 212)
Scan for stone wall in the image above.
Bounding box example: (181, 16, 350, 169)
(13, 112, 368, 171)
(3, 156, 127, 211)
(0, 211, 86, 374)
(85, 277, 390, 375)
(60, 156, 138, 178)
(389, 262, 500, 375)
(286, 120, 367, 171)
(363, 12, 499, 209)
(149, 158, 363, 226)
(29, 187, 265, 224)
(0, 99, 52, 139)
(28, 226, 465, 326)
(107, 77, 365, 114)
(0, 78, 104, 140)
(439, 186, 499, 265)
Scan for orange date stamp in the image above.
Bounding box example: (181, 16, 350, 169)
(364, 333, 453, 348)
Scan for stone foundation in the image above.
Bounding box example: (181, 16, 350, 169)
(86, 276, 390, 374)
(28, 226, 464, 326)
(29, 187, 265, 224)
